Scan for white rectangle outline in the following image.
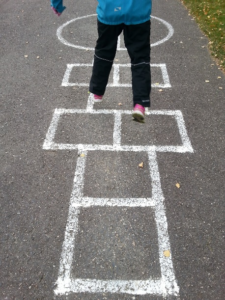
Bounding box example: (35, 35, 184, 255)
(43, 99, 193, 296)
(43, 108, 193, 154)
(54, 150, 180, 297)
(61, 63, 171, 88)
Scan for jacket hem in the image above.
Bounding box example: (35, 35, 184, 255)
(97, 15, 151, 26)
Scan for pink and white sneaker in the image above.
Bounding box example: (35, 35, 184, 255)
(93, 94, 103, 103)
(132, 104, 145, 122)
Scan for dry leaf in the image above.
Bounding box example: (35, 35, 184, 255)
(176, 183, 180, 188)
(219, 87, 223, 90)
(163, 250, 171, 257)
(80, 153, 85, 157)
(118, 103, 123, 106)
(139, 162, 144, 168)
(24, 55, 28, 58)
(217, 76, 221, 79)
(205, 80, 209, 82)
(158, 89, 163, 92)
(37, 56, 40, 59)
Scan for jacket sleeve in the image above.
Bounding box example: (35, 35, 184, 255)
(50, 0, 66, 13)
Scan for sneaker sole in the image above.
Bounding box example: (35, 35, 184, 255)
(93, 98, 103, 103)
(132, 111, 145, 123)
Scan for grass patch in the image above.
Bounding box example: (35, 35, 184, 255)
(181, 0, 225, 71)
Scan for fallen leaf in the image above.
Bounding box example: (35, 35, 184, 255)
(155, 83, 159, 85)
(219, 87, 223, 90)
(158, 89, 163, 92)
(217, 76, 221, 79)
(80, 153, 85, 157)
(37, 56, 40, 59)
(176, 183, 180, 188)
(163, 250, 171, 257)
(118, 103, 123, 106)
(24, 55, 28, 58)
(139, 162, 144, 168)
(115, 59, 119, 62)
(205, 80, 209, 82)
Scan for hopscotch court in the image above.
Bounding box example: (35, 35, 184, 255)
(43, 14, 194, 298)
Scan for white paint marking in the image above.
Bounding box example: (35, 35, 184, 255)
(113, 64, 120, 85)
(117, 35, 121, 50)
(57, 15, 174, 50)
(113, 112, 122, 146)
(54, 149, 180, 296)
(72, 197, 155, 208)
(148, 151, 179, 296)
(56, 152, 87, 291)
(86, 93, 94, 112)
(44, 95, 191, 297)
(43, 109, 62, 150)
(43, 108, 193, 154)
(61, 63, 171, 88)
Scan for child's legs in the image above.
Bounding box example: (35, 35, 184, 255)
(124, 21, 151, 107)
(89, 20, 123, 96)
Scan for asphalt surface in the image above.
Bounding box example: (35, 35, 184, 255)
(1, 0, 225, 299)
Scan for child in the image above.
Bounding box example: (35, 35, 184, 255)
(50, 0, 152, 122)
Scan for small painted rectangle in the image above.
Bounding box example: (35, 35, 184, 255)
(61, 63, 171, 88)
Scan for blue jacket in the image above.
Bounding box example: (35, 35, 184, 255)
(97, 0, 152, 25)
(50, 1, 152, 25)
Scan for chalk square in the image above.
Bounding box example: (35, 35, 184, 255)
(72, 207, 161, 280)
(54, 113, 114, 145)
(83, 151, 152, 198)
(121, 114, 182, 146)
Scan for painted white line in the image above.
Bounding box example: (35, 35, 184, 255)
(55, 278, 164, 295)
(174, 110, 193, 152)
(54, 151, 180, 296)
(151, 63, 171, 88)
(113, 112, 122, 146)
(56, 152, 87, 291)
(113, 64, 120, 85)
(86, 93, 94, 112)
(61, 63, 171, 88)
(148, 151, 179, 296)
(71, 197, 155, 207)
(43, 109, 62, 150)
(44, 143, 193, 153)
(117, 34, 121, 50)
(43, 109, 193, 153)
(57, 15, 174, 50)
(151, 16, 174, 47)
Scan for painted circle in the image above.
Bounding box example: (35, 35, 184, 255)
(57, 14, 174, 50)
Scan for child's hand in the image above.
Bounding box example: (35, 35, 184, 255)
(50, 0, 66, 17)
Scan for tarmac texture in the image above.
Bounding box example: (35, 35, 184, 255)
(0, 0, 225, 299)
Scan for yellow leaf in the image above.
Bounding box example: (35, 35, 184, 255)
(139, 162, 144, 168)
(176, 183, 180, 188)
(163, 250, 171, 257)
(80, 153, 85, 157)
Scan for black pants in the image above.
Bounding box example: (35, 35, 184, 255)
(89, 20, 151, 107)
